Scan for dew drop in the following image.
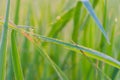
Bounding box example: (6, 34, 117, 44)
(115, 18, 118, 23)
(56, 16, 61, 20)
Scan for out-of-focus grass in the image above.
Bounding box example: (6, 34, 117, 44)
(0, 0, 10, 80)
(0, 0, 120, 80)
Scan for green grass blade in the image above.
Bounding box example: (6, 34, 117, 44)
(71, 2, 82, 79)
(11, 31, 24, 80)
(110, 18, 118, 80)
(14, 0, 21, 24)
(100, 0, 108, 51)
(92, 0, 99, 8)
(48, 8, 74, 37)
(73, 2, 82, 41)
(82, 1, 110, 44)
(18, 31, 68, 79)
(80, 0, 99, 30)
(0, 0, 10, 80)
(17, 31, 68, 79)
(111, 68, 119, 80)
(35, 46, 68, 80)
(11, 0, 24, 80)
(7, 52, 14, 80)
(21, 2, 31, 76)
(30, 33, 120, 69)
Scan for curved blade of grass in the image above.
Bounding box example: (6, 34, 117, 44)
(48, 8, 74, 37)
(35, 45, 68, 80)
(12, 29, 68, 80)
(0, 0, 10, 80)
(2, 19, 118, 80)
(11, 31, 24, 80)
(71, 2, 82, 80)
(11, 0, 24, 80)
(100, 0, 108, 51)
(29, 33, 120, 69)
(17, 31, 68, 80)
(81, 1, 110, 44)
(110, 18, 118, 80)
(80, 0, 99, 30)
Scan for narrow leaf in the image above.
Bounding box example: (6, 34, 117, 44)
(17, 31, 68, 80)
(35, 45, 68, 80)
(82, 0, 110, 44)
(11, 31, 24, 80)
(29, 33, 120, 69)
(48, 8, 74, 37)
(0, 0, 10, 80)
(11, 0, 24, 80)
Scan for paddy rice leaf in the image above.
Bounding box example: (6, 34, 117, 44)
(11, 31, 24, 80)
(35, 45, 68, 80)
(48, 8, 74, 37)
(10, 27, 69, 80)
(29, 33, 120, 69)
(0, 0, 10, 80)
(81, 0, 110, 44)
(11, 0, 24, 80)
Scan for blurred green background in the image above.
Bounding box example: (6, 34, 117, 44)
(0, 0, 120, 80)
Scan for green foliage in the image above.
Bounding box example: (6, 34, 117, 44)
(11, 0, 24, 80)
(0, 0, 10, 80)
(0, 0, 120, 80)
